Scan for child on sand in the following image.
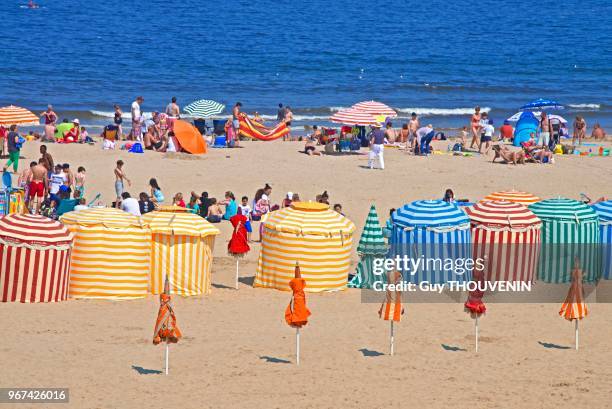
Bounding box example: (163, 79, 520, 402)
(173, 192, 186, 207)
(75, 167, 86, 199)
(149, 178, 164, 205)
(114, 160, 131, 208)
(238, 196, 252, 218)
(207, 198, 223, 223)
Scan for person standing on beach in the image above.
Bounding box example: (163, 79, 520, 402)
(537, 112, 551, 148)
(469, 106, 482, 149)
(114, 105, 123, 139)
(114, 160, 131, 208)
(232, 102, 242, 147)
(277, 103, 286, 122)
(131, 96, 144, 141)
(368, 123, 385, 170)
(165, 97, 180, 131)
(40, 105, 57, 142)
(407, 112, 419, 153)
(28, 159, 48, 214)
(573, 116, 587, 146)
(39, 145, 54, 176)
(3, 125, 21, 173)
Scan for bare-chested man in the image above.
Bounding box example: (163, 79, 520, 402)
(385, 122, 398, 143)
(28, 159, 48, 214)
(537, 112, 551, 147)
(165, 97, 180, 118)
(407, 112, 420, 153)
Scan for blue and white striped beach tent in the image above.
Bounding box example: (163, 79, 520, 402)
(388, 200, 472, 284)
(592, 201, 612, 279)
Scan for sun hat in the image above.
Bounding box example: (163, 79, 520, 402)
(72, 118, 80, 124)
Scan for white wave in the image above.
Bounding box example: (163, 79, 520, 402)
(397, 107, 491, 116)
(568, 104, 601, 110)
(329, 106, 348, 112)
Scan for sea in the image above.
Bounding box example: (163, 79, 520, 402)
(1, 0, 611, 131)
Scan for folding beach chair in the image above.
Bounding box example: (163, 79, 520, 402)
(193, 119, 208, 135)
(212, 120, 226, 136)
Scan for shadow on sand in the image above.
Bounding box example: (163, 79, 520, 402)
(358, 348, 385, 357)
(441, 344, 467, 352)
(259, 356, 291, 364)
(131, 365, 163, 375)
(538, 341, 572, 350)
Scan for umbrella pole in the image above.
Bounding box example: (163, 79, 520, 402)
(165, 341, 169, 375)
(296, 327, 300, 365)
(390, 321, 395, 356)
(235, 258, 239, 290)
(475, 316, 479, 353)
(575, 320, 579, 350)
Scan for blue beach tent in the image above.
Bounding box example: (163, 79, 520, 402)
(592, 201, 612, 280)
(513, 111, 539, 147)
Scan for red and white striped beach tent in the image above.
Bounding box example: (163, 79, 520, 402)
(0, 214, 73, 303)
(351, 101, 398, 118)
(465, 201, 542, 282)
(330, 108, 378, 126)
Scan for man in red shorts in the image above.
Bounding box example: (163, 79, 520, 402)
(28, 159, 48, 214)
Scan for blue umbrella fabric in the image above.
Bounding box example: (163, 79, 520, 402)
(520, 98, 564, 111)
(184, 100, 225, 118)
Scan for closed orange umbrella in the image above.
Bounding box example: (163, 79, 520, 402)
(0, 105, 39, 125)
(173, 119, 207, 154)
(559, 258, 588, 349)
(153, 277, 182, 374)
(285, 262, 310, 364)
(378, 270, 404, 356)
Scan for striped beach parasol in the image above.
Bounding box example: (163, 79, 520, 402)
(330, 108, 379, 126)
(529, 198, 600, 283)
(482, 190, 541, 205)
(389, 200, 472, 284)
(153, 276, 182, 375)
(0, 214, 73, 303)
(0, 105, 39, 126)
(255, 202, 356, 292)
(348, 204, 388, 289)
(591, 201, 612, 279)
(559, 258, 588, 349)
(183, 99, 225, 118)
(352, 101, 398, 118)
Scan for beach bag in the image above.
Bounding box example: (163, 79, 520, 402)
(453, 143, 463, 152)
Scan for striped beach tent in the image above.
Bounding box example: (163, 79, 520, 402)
(141, 208, 219, 296)
(465, 201, 541, 282)
(255, 202, 356, 292)
(60, 208, 151, 299)
(0, 105, 39, 126)
(482, 190, 540, 205)
(591, 201, 612, 279)
(0, 214, 73, 303)
(389, 200, 472, 284)
(348, 204, 388, 289)
(529, 198, 600, 283)
(351, 101, 398, 118)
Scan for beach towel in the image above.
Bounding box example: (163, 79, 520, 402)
(238, 114, 289, 141)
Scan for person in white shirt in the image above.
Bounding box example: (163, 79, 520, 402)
(238, 196, 252, 217)
(131, 96, 144, 141)
(48, 164, 67, 201)
(416, 124, 435, 155)
(120, 192, 141, 216)
(479, 117, 494, 155)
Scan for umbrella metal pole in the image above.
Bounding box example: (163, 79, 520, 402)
(296, 328, 300, 365)
(235, 259, 239, 290)
(475, 316, 479, 353)
(390, 321, 394, 356)
(575, 320, 579, 350)
(165, 342, 169, 375)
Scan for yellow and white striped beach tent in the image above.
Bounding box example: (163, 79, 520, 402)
(255, 202, 356, 292)
(60, 208, 150, 300)
(141, 206, 220, 296)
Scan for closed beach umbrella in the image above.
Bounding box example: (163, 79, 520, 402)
(482, 190, 540, 205)
(330, 108, 378, 126)
(183, 99, 225, 118)
(352, 101, 398, 118)
(0, 105, 39, 126)
(285, 262, 311, 365)
(388, 200, 472, 284)
(591, 201, 612, 279)
(559, 259, 588, 350)
(378, 270, 404, 356)
(0, 214, 73, 303)
(141, 207, 219, 296)
(60, 208, 151, 299)
(529, 198, 600, 283)
(348, 204, 388, 289)
(255, 202, 356, 292)
(520, 98, 564, 111)
(153, 276, 182, 375)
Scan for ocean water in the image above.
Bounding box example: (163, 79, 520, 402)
(1, 0, 611, 129)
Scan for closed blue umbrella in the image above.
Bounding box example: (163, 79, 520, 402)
(520, 98, 564, 111)
(183, 99, 225, 118)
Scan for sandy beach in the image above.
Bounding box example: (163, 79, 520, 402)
(2, 139, 612, 409)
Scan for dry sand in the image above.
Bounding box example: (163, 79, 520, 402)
(1, 138, 612, 409)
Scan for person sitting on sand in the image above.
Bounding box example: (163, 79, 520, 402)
(144, 123, 164, 151)
(385, 122, 398, 144)
(292, 193, 300, 202)
(304, 135, 321, 156)
(172, 192, 186, 207)
(591, 123, 606, 140)
(207, 198, 223, 223)
(219, 191, 238, 220)
(499, 120, 514, 141)
(187, 192, 200, 214)
(139, 192, 155, 215)
(316, 191, 330, 205)
(63, 119, 81, 143)
(333, 203, 344, 216)
(149, 178, 164, 205)
(74, 198, 88, 212)
(492, 145, 526, 165)
(443, 189, 455, 203)
(523, 137, 554, 163)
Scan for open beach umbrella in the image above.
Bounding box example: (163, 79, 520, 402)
(529, 198, 600, 283)
(507, 111, 567, 123)
(0, 105, 39, 126)
(153, 276, 182, 375)
(330, 108, 379, 126)
(520, 98, 564, 111)
(591, 201, 612, 279)
(559, 258, 588, 350)
(348, 204, 388, 289)
(285, 262, 311, 365)
(183, 99, 225, 118)
(352, 101, 398, 118)
(482, 190, 540, 205)
(173, 120, 207, 154)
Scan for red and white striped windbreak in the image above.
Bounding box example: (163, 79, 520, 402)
(330, 108, 378, 125)
(0, 105, 39, 126)
(482, 190, 540, 205)
(465, 201, 542, 282)
(0, 214, 73, 303)
(351, 101, 397, 117)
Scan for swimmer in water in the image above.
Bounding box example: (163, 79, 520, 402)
(28, 0, 39, 8)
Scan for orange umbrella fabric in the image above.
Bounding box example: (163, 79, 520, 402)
(559, 258, 588, 321)
(0, 105, 39, 125)
(173, 120, 207, 154)
(285, 263, 311, 328)
(153, 278, 182, 345)
(379, 271, 404, 322)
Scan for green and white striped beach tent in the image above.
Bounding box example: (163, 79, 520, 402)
(348, 204, 388, 289)
(529, 198, 601, 283)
